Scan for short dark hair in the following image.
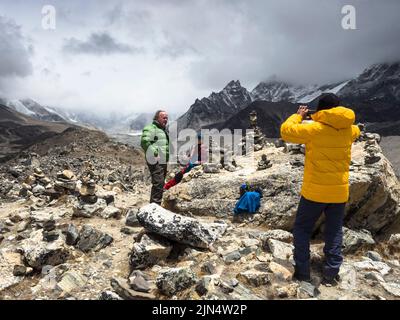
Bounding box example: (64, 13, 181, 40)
(317, 93, 341, 111)
(153, 110, 166, 121)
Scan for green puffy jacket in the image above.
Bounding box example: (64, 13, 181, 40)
(141, 121, 170, 162)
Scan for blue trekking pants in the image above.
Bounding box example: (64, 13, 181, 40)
(293, 196, 345, 279)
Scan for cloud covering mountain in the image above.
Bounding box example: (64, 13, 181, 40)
(0, 0, 399, 115)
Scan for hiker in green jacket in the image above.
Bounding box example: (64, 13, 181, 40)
(141, 110, 169, 205)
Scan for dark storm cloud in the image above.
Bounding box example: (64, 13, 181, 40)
(0, 16, 33, 78)
(1, 0, 399, 113)
(179, 0, 400, 89)
(63, 32, 144, 55)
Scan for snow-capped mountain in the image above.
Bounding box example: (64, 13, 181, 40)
(251, 79, 350, 104)
(3, 61, 399, 137)
(339, 62, 400, 101)
(178, 61, 400, 136)
(176, 80, 253, 131)
(251, 79, 316, 103)
(338, 62, 400, 135)
(1, 96, 151, 133)
(177, 78, 350, 131)
(5, 98, 67, 122)
(297, 81, 350, 103)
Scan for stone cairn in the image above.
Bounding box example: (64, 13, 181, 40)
(257, 154, 272, 170)
(239, 110, 268, 154)
(79, 161, 98, 204)
(357, 123, 382, 165)
(203, 138, 238, 173)
(19, 167, 52, 198)
(54, 166, 78, 196)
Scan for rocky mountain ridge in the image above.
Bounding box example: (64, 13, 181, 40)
(176, 80, 253, 132)
(177, 61, 400, 136)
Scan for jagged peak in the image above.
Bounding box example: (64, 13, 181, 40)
(358, 61, 400, 79)
(223, 80, 242, 90)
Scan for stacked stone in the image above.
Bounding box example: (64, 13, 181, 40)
(220, 150, 238, 172)
(207, 137, 223, 165)
(54, 169, 77, 194)
(79, 161, 98, 204)
(257, 154, 272, 170)
(364, 139, 381, 165)
(355, 124, 382, 165)
(79, 178, 97, 204)
(357, 123, 381, 144)
(239, 110, 269, 154)
(203, 146, 237, 173)
(19, 168, 52, 198)
(42, 218, 59, 242)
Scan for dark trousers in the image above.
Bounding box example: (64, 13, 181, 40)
(293, 196, 345, 279)
(147, 163, 167, 205)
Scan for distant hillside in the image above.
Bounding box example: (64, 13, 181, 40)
(0, 104, 72, 162)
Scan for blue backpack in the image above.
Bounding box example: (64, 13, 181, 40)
(234, 184, 263, 215)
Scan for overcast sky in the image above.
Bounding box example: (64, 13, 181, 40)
(0, 0, 399, 115)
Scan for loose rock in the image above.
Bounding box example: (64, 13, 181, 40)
(156, 267, 197, 297)
(137, 203, 227, 249)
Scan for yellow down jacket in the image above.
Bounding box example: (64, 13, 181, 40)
(280, 107, 360, 203)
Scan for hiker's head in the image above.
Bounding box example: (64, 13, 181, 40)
(317, 93, 341, 112)
(154, 110, 168, 128)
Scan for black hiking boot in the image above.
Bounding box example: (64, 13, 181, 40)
(321, 274, 341, 287)
(293, 270, 311, 282)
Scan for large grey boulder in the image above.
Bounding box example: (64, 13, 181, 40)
(164, 142, 400, 235)
(137, 203, 227, 249)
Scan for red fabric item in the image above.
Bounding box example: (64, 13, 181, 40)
(163, 163, 192, 190)
(163, 178, 178, 190)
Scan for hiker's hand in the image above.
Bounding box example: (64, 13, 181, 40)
(297, 105, 309, 118)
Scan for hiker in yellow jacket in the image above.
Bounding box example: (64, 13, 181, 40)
(280, 93, 360, 285)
